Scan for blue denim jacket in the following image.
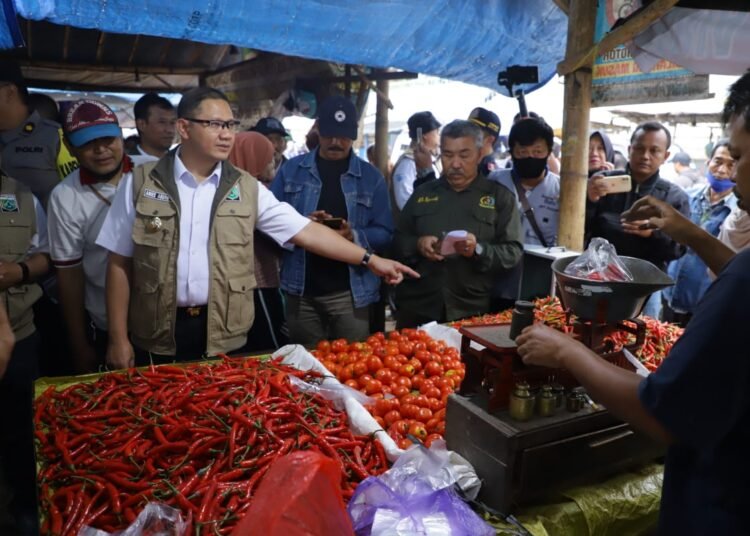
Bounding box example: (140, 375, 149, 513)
(270, 149, 394, 307)
(665, 186, 737, 313)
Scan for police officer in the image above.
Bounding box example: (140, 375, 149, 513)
(0, 161, 51, 535)
(394, 120, 523, 327)
(97, 88, 417, 368)
(0, 59, 68, 207)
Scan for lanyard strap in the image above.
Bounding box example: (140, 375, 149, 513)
(511, 171, 549, 248)
(87, 185, 112, 207)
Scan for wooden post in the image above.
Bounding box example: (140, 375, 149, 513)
(557, 0, 597, 252)
(374, 70, 390, 179)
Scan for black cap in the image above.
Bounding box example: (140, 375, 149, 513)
(468, 107, 501, 138)
(250, 117, 288, 137)
(0, 58, 25, 88)
(317, 96, 358, 140)
(407, 111, 441, 140)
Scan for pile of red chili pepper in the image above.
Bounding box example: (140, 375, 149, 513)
(604, 317, 684, 371)
(450, 296, 574, 332)
(450, 297, 683, 370)
(35, 357, 388, 535)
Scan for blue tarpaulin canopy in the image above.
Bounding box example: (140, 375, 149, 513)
(0, 0, 568, 93)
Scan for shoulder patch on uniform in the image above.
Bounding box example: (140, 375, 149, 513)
(0, 194, 19, 213)
(225, 185, 241, 202)
(479, 195, 495, 209)
(416, 195, 438, 204)
(143, 188, 170, 203)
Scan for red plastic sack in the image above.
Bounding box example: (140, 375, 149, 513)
(231, 451, 354, 536)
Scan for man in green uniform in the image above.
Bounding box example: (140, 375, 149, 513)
(394, 120, 523, 327)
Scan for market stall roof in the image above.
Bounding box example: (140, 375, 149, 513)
(0, 0, 567, 94)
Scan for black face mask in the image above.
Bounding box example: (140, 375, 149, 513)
(513, 156, 547, 179)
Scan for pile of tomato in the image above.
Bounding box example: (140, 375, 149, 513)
(312, 329, 465, 450)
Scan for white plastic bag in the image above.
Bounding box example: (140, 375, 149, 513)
(78, 503, 186, 536)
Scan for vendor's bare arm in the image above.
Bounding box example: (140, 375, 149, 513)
(0, 304, 14, 381)
(105, 253, 134, 368)
(290, 221, 419, 282)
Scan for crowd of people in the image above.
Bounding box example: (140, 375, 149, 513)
(2, 51, 750, 534)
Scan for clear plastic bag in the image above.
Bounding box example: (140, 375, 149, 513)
(78, 503, 186, 536)
(347, 440, 490, 536)
(564, 237, 633, 282)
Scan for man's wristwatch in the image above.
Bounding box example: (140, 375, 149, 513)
(360, 251, 373, 267)
(474, 243, 484, 257)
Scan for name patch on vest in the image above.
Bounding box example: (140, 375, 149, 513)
(0, 194, 19, 213)
(225, 185, 241, 202)
(143, 189, 170, 203)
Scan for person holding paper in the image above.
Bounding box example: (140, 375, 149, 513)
(393, 120, 523, 327)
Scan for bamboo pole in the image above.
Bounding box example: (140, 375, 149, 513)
(557, 0, 597, 252)
(375, 70, 390, 179)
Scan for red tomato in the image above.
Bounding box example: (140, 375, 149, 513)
(394, 376, 412, 389)
(344, 379, 359, 389)
(398, 341, 415, 357)
(364, 379, 383, 395)
(425, 433, 443, 447)
(417, 407, 433, 422)
(408, 422, 428, 440)
(367, 356, 384, 374)
(383, 356, 400, 370)
(413, 341, 427, 352)
(425, 362, 444, 377)
(316, 340, 332, 353)
(384, 410, 401, 427)
(352, 362, 368, 378)
(331, 338, 348, 352)
(435, 377, 454, 390)
(388, 331, 404, 342)
(427, 397, 442, 412)
(400, 403, 420, 419)
(433, 421, 446, 435)
(423, 386, 442, 400)
(391, 385, 409, 398)
(374, 398, 392, 416)
(396, 354, 409, 364)
(411, 375, 424, 391)
(374, 368, 391, 384)
(340, 364, 355, 381)
(414, 350, 431, 365)
(397, 438, 414, 450)
(399, 364, 416, 377)
(425, 418, 439, 432)
(418, 380, 435, 395)
(390, 420, 410, 436)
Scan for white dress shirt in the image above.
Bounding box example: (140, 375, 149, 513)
(96, 150, 310, 307)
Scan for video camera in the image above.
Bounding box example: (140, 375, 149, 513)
(497, 65, 539, 118)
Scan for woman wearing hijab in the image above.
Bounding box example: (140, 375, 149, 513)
(663, 139, 737, 325)
(588, 130, 617, 176)
(229, 132, 288, 353)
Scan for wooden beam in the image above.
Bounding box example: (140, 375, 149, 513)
(16, 59, 205, 75)
(157, 40, 174, 68)
(25, 19, 32, 58)
(23, 78, 195, 93)
(95, 32, 106, 64)
(374, 69, 390, 180)
(353, 66, 394, 109)
(552, 0, 569, 15)
(127, 35, 141, 66)
(557, 0, 679, 76)
(62, 26, 71, 62)
(557, 0, 597, 252)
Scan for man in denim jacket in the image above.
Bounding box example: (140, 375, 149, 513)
(271, 96, 393, 345)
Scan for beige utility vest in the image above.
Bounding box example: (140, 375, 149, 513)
(130, 152, 258, 356)
(0, 173, 42, 341)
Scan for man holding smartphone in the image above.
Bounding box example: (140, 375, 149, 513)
(586, 121, 690, 318)
(271, 96, 393, 345)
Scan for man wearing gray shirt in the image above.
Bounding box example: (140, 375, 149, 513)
(489, 117, 560, 247)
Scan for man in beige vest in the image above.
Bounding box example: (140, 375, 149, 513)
(97, 88, 417, 368)
(0, 164, 50, 535)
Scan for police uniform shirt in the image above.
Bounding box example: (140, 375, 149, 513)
(0, 110, 63, 207)
(96, 149, 310, 307)
(47, 155, 156, 330)
(489, 168, 560, 247)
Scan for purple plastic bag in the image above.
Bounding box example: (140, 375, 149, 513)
(347, 476, 494, 536)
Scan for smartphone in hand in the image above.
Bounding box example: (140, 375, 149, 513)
(322, 217, 344, 230)
(599, 175, 631, 194)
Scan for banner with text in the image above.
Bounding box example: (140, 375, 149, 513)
(592, 0, 709, 107)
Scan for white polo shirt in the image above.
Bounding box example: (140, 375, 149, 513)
(47, 155, 156, 329)
(96, 150, 310, 307)
(489, 168, 560, 247)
